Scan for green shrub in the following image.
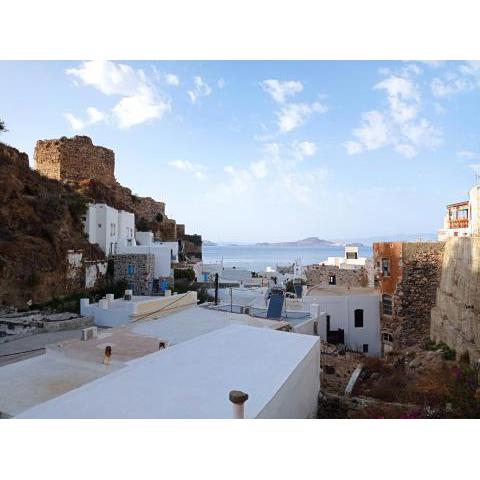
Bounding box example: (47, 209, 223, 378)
(174, 268, 195, 282)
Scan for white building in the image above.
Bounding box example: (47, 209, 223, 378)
(17, 325, 320, 419)
(85, 203, 135, 255)
(438, 184, 480, 240)
(84, 203, 178, 280)
(304, 286, 381, 356)
(324, 245, 368, 269)
(209, 285, 381, 356)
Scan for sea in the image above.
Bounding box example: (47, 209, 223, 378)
(203, 244, 373, 272)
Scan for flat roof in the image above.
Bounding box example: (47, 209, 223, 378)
(0, 353, 109, 417)
(446, 200, 469, 208)
(18, 325, 319, 419)
(306, 286, 378, 297)
(129, 305, 286, 345)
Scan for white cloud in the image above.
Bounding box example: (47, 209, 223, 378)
(374, 75, 420, 123)
(216, 139, 327, 205)
(64, 113, 85, 131)
(64, 106, 107, 131)
(292, 140, 317, 157)
(458, 150, 477, 159)
(66, 60, 170, 129)
(250, 160, 268, 179)
(188, 76, 212, 104)
(113, 87, 170, 129)
(217, 78, 226, 89)
(345, 68, 442, 158)
(343, 141, 363, 155)
(431, 76, 472, 97)
(430, 61, 480, 98)
(351, 110, 389, 151)
(164, 74, 180, 86)
(169, 159, 207, 181)
(277, 102, 327, 133)
(261, 79, 303, 103)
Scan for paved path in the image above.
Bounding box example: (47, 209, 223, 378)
(0, 330, 83, 366)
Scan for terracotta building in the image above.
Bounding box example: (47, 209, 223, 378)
(373, 241, 444, 350)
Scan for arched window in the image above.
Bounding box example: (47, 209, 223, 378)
(354, 309, 364, 328)
(382, 294, 393, 315)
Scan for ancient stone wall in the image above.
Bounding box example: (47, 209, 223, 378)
(176, 224, 185, 238)
(305, 264, 368, 288)
(431, 237, 480, 363)
(113, 253, 154, 295)
(35, 136, 116, 186)
(390, 242, 444, 347)
(134, 196, 166, 222)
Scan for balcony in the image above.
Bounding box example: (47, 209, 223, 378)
(449, 219, 469, 229)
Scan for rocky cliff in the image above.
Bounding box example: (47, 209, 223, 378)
(0, 142, 105, 307)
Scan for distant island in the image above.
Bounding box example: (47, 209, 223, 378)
(203, 240, 218, 246)
(254, 237, 365, 248)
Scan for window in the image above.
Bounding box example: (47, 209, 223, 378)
(382, 294, 393, 315)
(127, 264, 135, 275)
(328, 274, 336, 285)
(454, 231, 458, 237)
(354, 309, 364, 328)
(110, 223, 116, 236)
(326, 315, 331, 332)
(98, 223, 102, 228)
(381, 258, 390, 277)
(346, 251, 358, 259)
(382, 332, 393, 343)
(363, 344, 369, 353)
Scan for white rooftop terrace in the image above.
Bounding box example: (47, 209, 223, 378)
(18, 325, 320, 419)
(130, 304, 289, 345)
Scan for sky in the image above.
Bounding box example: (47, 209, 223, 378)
(1, 60, 480, 243)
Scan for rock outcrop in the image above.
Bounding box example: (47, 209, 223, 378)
(0, 142, 105, 307)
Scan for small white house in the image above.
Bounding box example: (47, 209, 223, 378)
(438, 184, 480, 240)
(84, 203, 178, 280)
(324, 245, 368, 269)
(85, 203, 135, 255)
(304, 286, 381, 356)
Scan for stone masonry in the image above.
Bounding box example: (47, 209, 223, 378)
(431, 237, 480, 364)
(374, 241, 444, 348)
(113, 253, 155, 296)
(35, 136, 116, 186)
(305, 264, 368, 288)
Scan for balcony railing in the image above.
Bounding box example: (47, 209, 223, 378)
(449, 219, 469, 229)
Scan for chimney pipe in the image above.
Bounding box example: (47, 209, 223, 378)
(229, 390, 249, 419)
(214, 273, 219, 305)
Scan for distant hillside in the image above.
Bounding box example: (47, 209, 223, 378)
(335, 233, 437, 245)
(255, 237, 348, 248)
(203, 240, 218, 246)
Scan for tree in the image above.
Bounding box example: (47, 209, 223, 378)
(0, 118, 7, 135)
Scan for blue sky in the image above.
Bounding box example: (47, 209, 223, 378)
(1, 60, 480, 242)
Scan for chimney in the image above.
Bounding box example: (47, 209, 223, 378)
(229, 390, 249, 419)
